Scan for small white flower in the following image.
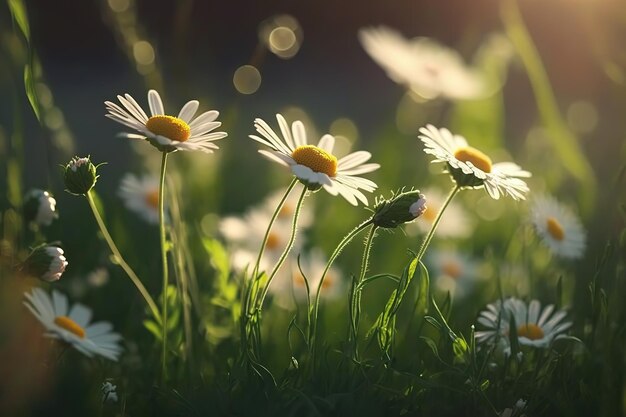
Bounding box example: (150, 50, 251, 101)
(530, 195, 586, 259)
(23, 246, 68, 282)
(102, 381, 118, 403)
(105, 90, 227, 153)
(500, 399, 527, 417)
(419, 124, 531, 200)
(428, 248, 479, 299)
(250, 114, 380, 206)
(359, 26, 486, 100)
(24, 189, 58, 226)
(407, 187, 474, 238)
(118, 173, 161, 224)
(270, 249, 343, 308)
(475, 298, 572, 350)
(23, 288, 123, 360)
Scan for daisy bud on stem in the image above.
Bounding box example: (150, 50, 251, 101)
(23, 189, 58, 227)
(22, 244, 68, 282)
(63, 156, 100, 195)
(373, 189, 427, 229)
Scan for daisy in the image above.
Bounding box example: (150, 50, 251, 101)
(23, 288, 123, 360)
(359, 26, 486, 100)
(418, 125, 531, 200)
(475, 297, 572, 349)
(407, 187, 474, 238)
(530, 195, 586, 259)
(270, 249, 343, 308)
(23, 189, 58, 226)
(23, 245, 68, 282)
(427, 248, 479, 299)
(249, 114, 380, 206)
(118, 173, 161, 224)
(105, 90, 227, 153)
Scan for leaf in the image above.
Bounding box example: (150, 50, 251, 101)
(7, 0, 30, 40)
(23, 63, 40, 121)
(414, 261, 430, 316)
(420, 336, 441, 361)
(143, 320, 162, 341)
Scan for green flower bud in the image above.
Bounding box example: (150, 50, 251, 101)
(447, 163, 486, 188)
(373, 189, 427, 229)
(23, 189, 58, 226)
(23, 245, 68, 282)
(63, 156, 99, 195)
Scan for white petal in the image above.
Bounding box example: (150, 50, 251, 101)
(317, 134, 335, 153)
(177, 100, 199, 123)
(148, 90, 164, 116)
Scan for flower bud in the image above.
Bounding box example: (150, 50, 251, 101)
(63, 156, 99, 195)
(373, 189, 427, 229)
(23, 189, 58, 226)
(23, 245, 68, 282)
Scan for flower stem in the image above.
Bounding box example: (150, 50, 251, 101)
(158, 151, 169, 382)
(241, 178, 298, 358)
(415, 184, 460, 262)
(85, 190, 160, 321)
(256, 186, 307, 313)
(348, 223, 378, 362)
(309, 217, 373, 365)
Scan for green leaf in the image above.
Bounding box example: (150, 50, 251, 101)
(143, 320, 162, 341)
(414, 261, 430, 316)
(7, 0, 30, 40)
(23, 63, 40, 121)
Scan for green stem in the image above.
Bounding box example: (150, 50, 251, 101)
(256, 186, 307, 312)
(158, 151, 169, 382)
(240, 178, 298, 358)
(309, 217, 373, 364)
(85, 191, 160, 321)
(349, 224, 378, 362)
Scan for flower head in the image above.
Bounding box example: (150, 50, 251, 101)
(23, 245, 68, 282)
(250, 114, 379, 206)
(419, 125, 531, 200)
(23, 288, 122, 360)
(373, 189, 426, 228)
(475, 298, 571, 350)
(105, 90, 227, 153)
(359, 26, 486, 100)
(23, 189, 58, 226)
(118, 173, 161, 224)
(63, 156, 99, 195)
(530, 195, 586, 259)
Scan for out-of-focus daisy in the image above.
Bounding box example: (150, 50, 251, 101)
(500, 399, 527, 417)
(23, 288, 123, 360)
(219, 200, 305, 274)
(475, 298, 571, 349)
(359, 26, 486, 100)
(105, 90, 227, 153)
(23, 245, 68, 282)
(407, 187, 473, 238)
(270, 249, 343, 308)
(250, 114, 379, 206)
(118, 173, 161, 224)
(427, 248, 479, 299)
(419, 125, 531, 200)
(530, 195, 586, 259)
(23, 189, 58, 226)
(261, 186, 314, 229)
(102, 381, 119, 403)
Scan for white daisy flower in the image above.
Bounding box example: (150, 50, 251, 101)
(427, 248, 479, 299)
(23, 189, 58, 226)
(530, 195, 586, 259)
(102, 381, 119, 403)
(219, 198, 306, 274)
(419, 125, 531, 200)
(105, 89, 227, 153)
(250, 114, 380, 206)
(23, 288, 123, 361)
(407, 187, 474, 238)
(359, 26, 486, 100)
(270, 249, 343, 308)
(23, 245, 68, 282)
(118, 173, 161, 224)
(475, 297, 572, 349)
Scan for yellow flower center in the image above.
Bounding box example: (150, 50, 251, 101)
(546, 217, 565, 241)
(422, 206, 437, 223)
(54, 316, 86, 338)
(442, 260, 462, 279)
(517, 323, 544, 341)
(454, 146, 492, 173)
(145, 189, 159, 209)
(145, 115, 191, 142)
(291, 145, 338, 177)
(266, 232, 280, 250)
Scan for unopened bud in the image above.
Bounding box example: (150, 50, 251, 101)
(23, 245, 68, 282)
(23, 189, 58, 226)
(373, 189, 427, 228)
(63, 156, 99, 195)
